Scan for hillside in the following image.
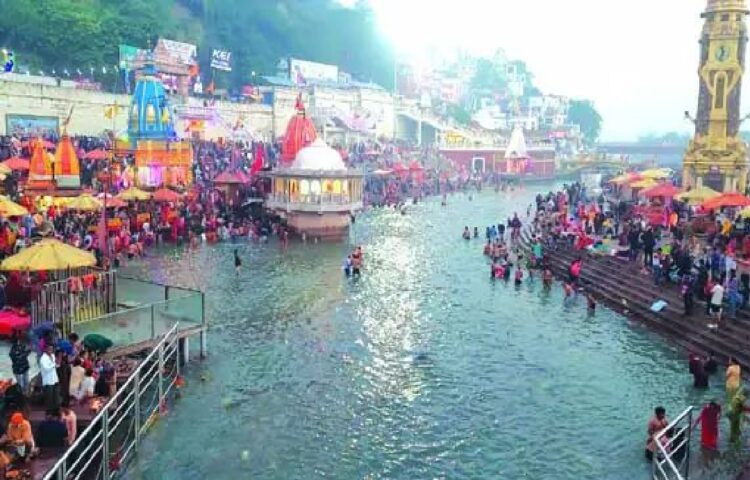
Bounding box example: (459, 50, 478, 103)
(0, 0, 394, 88)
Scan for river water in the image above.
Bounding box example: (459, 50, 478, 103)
(122, 186, 728, 480)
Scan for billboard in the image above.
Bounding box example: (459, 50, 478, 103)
(156, 39, 197, 65)
(6, 114, 59, 137)
(118, 44, 146, 70)
(210, 49, 232, 72)
(289, 58, 339, 85)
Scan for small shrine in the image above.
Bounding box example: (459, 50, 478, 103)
(504, 126, 531, 175)
(267, 139, 364, 239)
(117, 51, 193, 188)
(26, 135, 81, 194)
(281, 95, 317, 163)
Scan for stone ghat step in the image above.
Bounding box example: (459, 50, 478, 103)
(517, 235, 750, 371)
(520, 241, 750, 358)
(542, 254, 750, 368)
(534, 244, 750, 349)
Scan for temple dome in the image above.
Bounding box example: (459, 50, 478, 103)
(292, 139, 346, 171)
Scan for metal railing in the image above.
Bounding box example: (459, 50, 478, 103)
(43, 323, 181, 480)
(31, 270, 117, 334)
(653, 406, 693, 480)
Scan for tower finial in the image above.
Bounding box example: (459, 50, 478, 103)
(706, 0, 747, 13)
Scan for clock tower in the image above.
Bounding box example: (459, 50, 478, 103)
(683, 0, 750, 192)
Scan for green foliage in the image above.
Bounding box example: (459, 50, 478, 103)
(471, 58, 506, 91)
(446, 104, 472, 126)
(0, 0, 394, 89)
(0, 0, 178, 71)
(567, 99, 602, 143)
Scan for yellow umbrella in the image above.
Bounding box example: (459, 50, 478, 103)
(0, 164, 11, 176)
(674, 185, 720, 204)
(117, 187, 152, 201)
(0, 196, 28, 217)
(639, 168, 672, 179)
(65, 193, 103, 211)
(0, 238, 96, 271)
(629, 178, 658, 189)
(738, 206, 750, 219)
(609, 173, 632, 184)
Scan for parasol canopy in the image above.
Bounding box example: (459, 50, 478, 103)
(97, 194, 127, 208)
(84, 149, 109, 160)
(629, 178, 658, 189)
(0, 196, 28, 217)
(372, 169, 393, 176)
(152, 188, 182, 203)
(639, 168, 673, 179)
(609, 172, 642, 185)
(214, 171, 249, 184)
(674, 186, 720, 205)
(65, 193, 103, 211)
(117, 187, 152, 201)
(700, 192, 750, 210)
(2, 157, 30, 171)
(642, 182, 681, 198)
(737, 206, 750, 219)
(408, 161, 424, 171)
(0, 238, 96, 271)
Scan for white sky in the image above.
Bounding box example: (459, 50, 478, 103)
(367, 0, 744, 141)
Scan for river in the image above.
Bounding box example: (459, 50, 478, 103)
(121, 185, 726, 480)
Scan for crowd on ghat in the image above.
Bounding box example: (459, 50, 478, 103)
(0, 326, 119, 468)
(519, 181, 750, 458)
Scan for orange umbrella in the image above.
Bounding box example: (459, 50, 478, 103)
(701, 192, 750, 210)
(96, 194, 127, 208)
(1, 157, 30, 171)
(152, 188, 182, 203)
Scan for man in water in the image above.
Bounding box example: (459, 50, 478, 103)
(645, 406, 669, 462)
(234, 249, 242, 274)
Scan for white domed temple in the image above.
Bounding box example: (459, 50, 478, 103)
(266, 139, 364, 239)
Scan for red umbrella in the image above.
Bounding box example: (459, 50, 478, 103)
(214, 171, 248, 184)
(1, 157, 30, 171)
(152, 188, 182, 203)
(84, 149, 109, 160)
(701, 192, 750, 210)
(642, 182, 681, 198)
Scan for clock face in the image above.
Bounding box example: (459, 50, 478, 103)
(716, 45, 731, 62)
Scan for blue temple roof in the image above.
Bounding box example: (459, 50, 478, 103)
(128, 58, 176, 142)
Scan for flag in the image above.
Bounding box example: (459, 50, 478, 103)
(104, 103, 121, 120)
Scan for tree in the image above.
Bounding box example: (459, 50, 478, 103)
(567, 99, 603, 144)
(471, 58, 506, 92)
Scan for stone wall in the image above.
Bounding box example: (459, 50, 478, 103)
(0, 77, 394, 142)
(0, 78, 274, 140)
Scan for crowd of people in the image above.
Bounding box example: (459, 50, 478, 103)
(522, 180, 750, 462)
(0, 322, 119, 471)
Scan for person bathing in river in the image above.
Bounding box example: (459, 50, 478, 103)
(542, 268, 554, 289)
(483, 240, 491, 256)
(343, 255, 353, 277)
(351, 246, 363, 277)
(514, 265, 523, 285)
(473, 227, 478, 238)
(234, 249, 242, 274)
(462, 227, 471, 240)
(645, 407, 669, 462)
